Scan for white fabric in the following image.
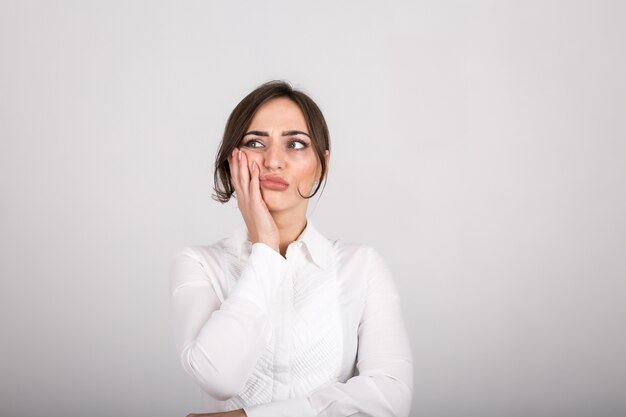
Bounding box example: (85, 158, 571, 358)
(169, 219, 413, 416)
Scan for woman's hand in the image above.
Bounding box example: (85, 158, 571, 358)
(187, 408, 247, 417)
(229, 147, 280, 253)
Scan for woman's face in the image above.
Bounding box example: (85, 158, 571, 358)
(238, 97, 329, 213)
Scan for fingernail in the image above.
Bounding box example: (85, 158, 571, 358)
(238, 150, 242, 161)
(251, 161, 256, 171)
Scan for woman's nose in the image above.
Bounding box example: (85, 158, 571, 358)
(264, 143, 285, 170)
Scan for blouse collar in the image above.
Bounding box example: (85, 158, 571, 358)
(229, 218, 332, 271)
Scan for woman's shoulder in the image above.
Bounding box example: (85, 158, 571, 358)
(170, 236, 233, 270)
(330, 238, 383, 265)
(169, 237, 236, 299)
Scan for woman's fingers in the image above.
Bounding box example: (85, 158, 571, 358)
(249, 161, 269, 213)
(238, 150, 250, 197)
(249, 160, 261, 203)
(248, 160, 279, 249)
(229, 148, 240, 197)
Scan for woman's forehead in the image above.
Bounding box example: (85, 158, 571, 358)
(248, 98, 308, 131)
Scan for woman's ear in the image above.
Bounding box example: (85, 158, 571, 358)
(316, 150, 331, 182)
(323, 150, 330, 178)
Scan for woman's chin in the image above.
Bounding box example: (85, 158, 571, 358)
(262, 195, 286, 210)
(267, 204, 289, 213)
(263, 197, 297, 214)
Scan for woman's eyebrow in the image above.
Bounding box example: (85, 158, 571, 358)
(243, 130, 310, 138)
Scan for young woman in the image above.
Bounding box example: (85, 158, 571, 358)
(170, 80, 413, 417)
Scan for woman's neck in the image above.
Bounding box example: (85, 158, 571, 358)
(270, 207, 308, 257)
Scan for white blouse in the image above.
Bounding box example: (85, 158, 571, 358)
(169, 219, 413, 417)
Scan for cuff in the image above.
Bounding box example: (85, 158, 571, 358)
(230, 242, 288, 314)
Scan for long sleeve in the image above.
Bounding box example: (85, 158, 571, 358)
(169, 242, 288, 401)
(243, 247, 414, 417)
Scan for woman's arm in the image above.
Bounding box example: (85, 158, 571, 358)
(170, 242, 288, 400)
(171, 132, 285, 402)
(242, 247, 414, 417)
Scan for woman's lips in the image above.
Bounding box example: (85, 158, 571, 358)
(260, 179, 289, 191)
(259, 174, 289, 191)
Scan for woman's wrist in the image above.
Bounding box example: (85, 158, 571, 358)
(250, 232, 279, 252)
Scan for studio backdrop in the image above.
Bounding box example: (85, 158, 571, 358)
(1, 1, 625, 417)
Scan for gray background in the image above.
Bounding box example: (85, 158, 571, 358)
(1, 1, 625, 416)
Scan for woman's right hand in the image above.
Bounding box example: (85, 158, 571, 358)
(187, 408, 247, 417)
(228, 147, 280, 253)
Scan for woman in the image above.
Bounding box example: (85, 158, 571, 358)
(170, 80, 413, 417)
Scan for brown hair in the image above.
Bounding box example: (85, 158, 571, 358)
(211, 80, 331, 203)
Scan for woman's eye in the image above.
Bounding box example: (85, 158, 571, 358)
(290, 140, 308, 150)
(243, 140, 263, 148)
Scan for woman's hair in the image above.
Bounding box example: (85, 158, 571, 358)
(211, 80, 331, 203)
